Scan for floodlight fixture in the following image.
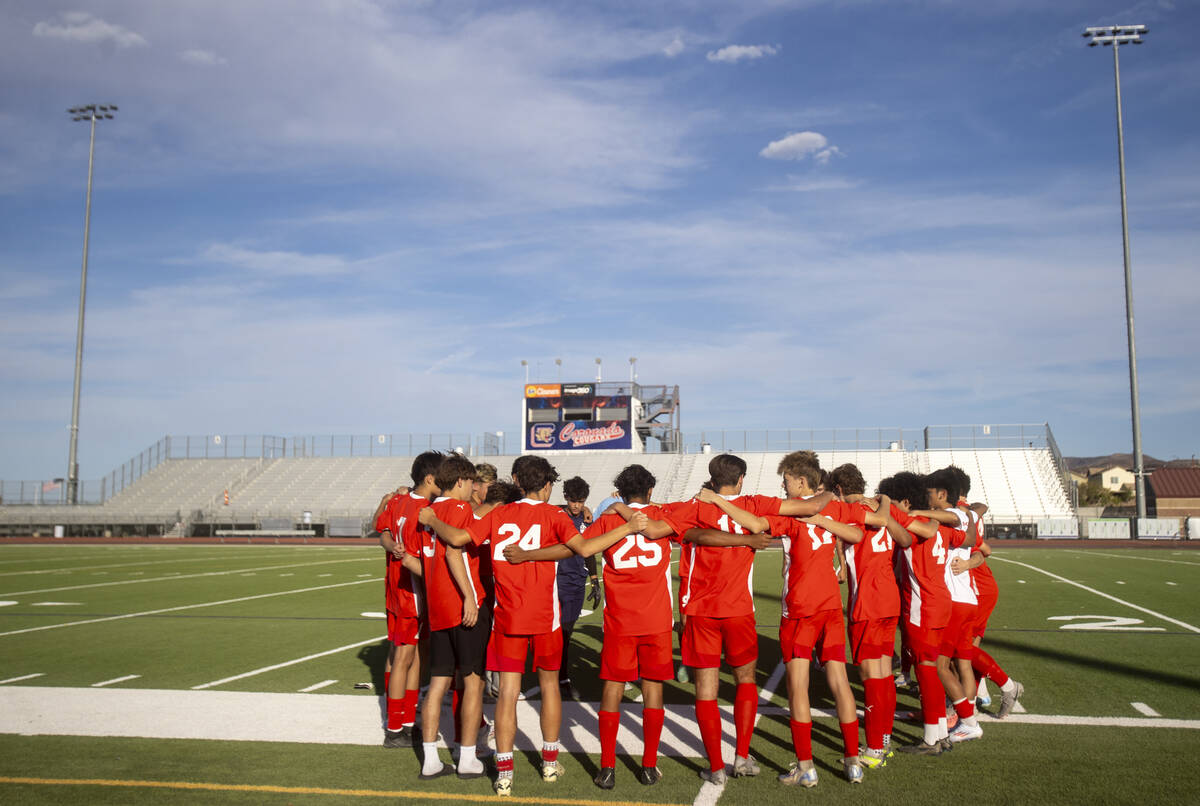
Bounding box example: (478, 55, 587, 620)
(1084, 24, 1149, 520)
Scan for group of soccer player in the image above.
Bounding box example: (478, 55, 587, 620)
(371, 448, 1023, 796)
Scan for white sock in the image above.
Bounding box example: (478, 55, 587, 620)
(1000, 679, 1016, 694)
(977, 678, 990, 698)
(421, 742, 443, 775)
(964, 715, 979, 729)
(937, 717, 948, 740)
(923, 723, 940, 745)
(458, 744, 482, 772)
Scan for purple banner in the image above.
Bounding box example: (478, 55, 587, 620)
(526, 420, 633, 451)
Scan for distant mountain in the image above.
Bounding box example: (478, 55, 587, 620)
(1063, 453, 1199, 472)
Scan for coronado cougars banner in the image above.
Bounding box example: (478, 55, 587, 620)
(525, 420, 633, 451)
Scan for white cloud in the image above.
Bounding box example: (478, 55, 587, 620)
(768, 176, 860, 192)
(32, 12, 147, 48)
(663, 36, 685, 58)
(706, 44, 778, 63)
(180, 49, 227, 66)
(202, 244, 349, 277)
(759, 131, 843, 163)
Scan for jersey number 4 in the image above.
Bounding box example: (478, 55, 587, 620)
(611, 534, 663, 569)
(494, 523, 541, 561)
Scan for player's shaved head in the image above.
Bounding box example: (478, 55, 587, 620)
(614, 464, 656, 501)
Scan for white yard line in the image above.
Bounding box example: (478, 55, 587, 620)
(298, 680, 339, 693)
(192, 637, 384, 690)
(0, 578, 380, 638)
(0, 673, 44, 685)
(1132, 702, 1161, 717)
(92, 675, 141, 688)
(758, 661, 786, 705)
(1061, 550, 1200, 567)
(991, 557, 1200, 634)
(0, 558, 372, 598)
(693, 779, 725, 806)
(0, 553, 287, 578)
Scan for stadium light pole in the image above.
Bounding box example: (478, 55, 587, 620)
(65, 103, 117, 505)
(521, 359, 529, 384)
(628, 356, 637, 385)
(594, 357, 602, 383)
(1083, 24, 1147, 519)
(555, 357, 562, 382)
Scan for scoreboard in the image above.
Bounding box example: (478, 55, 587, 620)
(523, 382, 637, 451)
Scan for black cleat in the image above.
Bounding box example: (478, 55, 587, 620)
(383, 725, 414, 747)
(637, 766, 663, 786)
(593, 766, 616, 790)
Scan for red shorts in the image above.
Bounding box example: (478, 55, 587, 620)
(387, 611, 423, 646)
(849, 616, 898, 665)
(601, 631, 674, 682)
(906, 622, 945, 662)
(972, 591, 998, 638)
(486, 628, 563, 673)
(682, 614, 758, 669)
(941, 602, 978, 659)
(781, 609, 846, 664)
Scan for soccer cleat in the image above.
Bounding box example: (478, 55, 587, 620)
(860, 747, 888, 769)
(637, 766, 663, 786)
(778, 760, 818, 788)
(939, 737, 955, 753)
(593, 767, 616, 790)
(542, 760, 564, 782)
(997, 681, 1024, 719)
(899, 739, 943, 756)
(493, 776, 512, 797)
(731, 754, 760, 777)
(948, 722, 983, 743)
(699, 767, 727, 786)
(946, 710, 959, 731)
(382, 725, 414, 748)
(882, 734, 895, 758)
(843, 757, 864, 784)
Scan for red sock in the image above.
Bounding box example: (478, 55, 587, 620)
(863, 678, 887, 750)
(972, 649, 1009, 686)
(790, 719, 813, 762)
(954, 697, 975, 720)
(695, 699, 724, 772)
(386, 697, 403, 730)
(384, 670, 391, 692)
(733, 682, 757, 758)
(840, 719, 859, 758)
(496, 752, 514, 773)
(451, 687, 463, 744)
(642, 707, 665, 768)
(884, 676, 897, 736)
(402, 689, 419, 727)
(542, 742, 559, 763)
(916, 665, 945, 726)
(599, 710, 619, 768)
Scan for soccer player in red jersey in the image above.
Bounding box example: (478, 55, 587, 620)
(828, 463, 910, 770)
(424, 455, 646, 798)
(414, 455, 492, 779)
(374, 451, 441, 748)
(712, 453, 868, 787)
(644, 453, 833, 785)
(887, 469, 967, 755)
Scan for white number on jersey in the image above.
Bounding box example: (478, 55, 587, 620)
(931, 533, 946, 565)
(870, 528, 892, 553)
(808, 523, 833, 551)
(716, 513, 746, 535)
(493, 523, 542, 561)
(610, 534, 664, 570)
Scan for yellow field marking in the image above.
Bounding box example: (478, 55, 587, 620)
(0, 776, 688, 806)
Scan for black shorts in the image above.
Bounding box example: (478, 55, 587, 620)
(429, 602, 492, 679)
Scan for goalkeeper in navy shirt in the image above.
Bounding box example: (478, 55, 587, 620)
(557, 476, 599, 700)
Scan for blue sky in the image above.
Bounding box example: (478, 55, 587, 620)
(1, 0, 1197, 481)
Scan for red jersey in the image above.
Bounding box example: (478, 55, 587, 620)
(585, 503, 677, 637)
(375, 492, 428, 619)
(966, 510, 997, 598)
(423, 497, 488, 632)
(472, 498, 579, 634)
(767, 500, 865, 618)
(844, 502, 900, 622)
(663, 494, 781, 618)
(901, 510, 963, 629)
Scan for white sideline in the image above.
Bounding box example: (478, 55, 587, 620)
(92, 675, 141, 688)
(192, 637, 385, 689)
(990, 557, 1200, 634)
(1, 687, 1197, 753)
(0, 578, 380, 638)
(1060, 550, 1200, 567)
(0, 552, 289, 578)
(0, 673, 44, 685)
(0, 557, 373, 598)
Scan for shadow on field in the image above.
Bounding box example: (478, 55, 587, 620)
(357, 640, 390, 694)
(983, 634, 1200, 692)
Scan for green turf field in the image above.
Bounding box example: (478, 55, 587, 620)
(1, 543, 1199, 805)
